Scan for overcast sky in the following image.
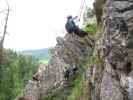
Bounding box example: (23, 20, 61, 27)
(1, 0, 94, 51)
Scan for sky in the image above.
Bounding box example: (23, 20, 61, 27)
(1, 0, 94, 51)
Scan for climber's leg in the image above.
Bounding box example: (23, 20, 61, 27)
(74, 28, 88, 37)
(79, 29, 88, 37)
(64, 70, 69, 80)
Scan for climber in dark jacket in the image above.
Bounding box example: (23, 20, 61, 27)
(64, 67, 70, 80)
(65, 15, 88, 37)
(64, 66, 78, 80)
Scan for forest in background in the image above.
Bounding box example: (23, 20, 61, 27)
(0, 49, 40, 100)
(21, 48, 50, 64)
(0, 1, 93, 99)
(0, 47, 50, 100)
(0, 2, 51, 99)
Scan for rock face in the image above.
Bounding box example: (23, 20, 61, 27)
(40, 34, 93, 97)
(23, 0, 133, 100)
(23, 81, 40, 100)
(23, 34, 93, 100)
(87, 0, 133, 100)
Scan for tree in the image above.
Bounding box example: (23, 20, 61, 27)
(0, 2, 10, 95)
(0, 2, 10, 65)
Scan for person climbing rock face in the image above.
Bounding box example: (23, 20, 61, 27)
(65, 15, 77, 33)
(65, 15, 88, 37)
(64, 66, 78, 80)
(64, 67, 70, 80)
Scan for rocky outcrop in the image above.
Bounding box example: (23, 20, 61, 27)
(40, 34, 93, 97)
(86, 0, 133, 100)
(23, 80, 40, 100)
(22, 34, 93, 100)
(22, 0, 133, 100)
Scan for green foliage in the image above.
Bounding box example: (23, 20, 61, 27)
(21, 48, 50, 66)
(21, 48, 50, 61)
(39, 59, 49, 64)
(67, 74, 83, 100)
(84, 24, 97, 36)
(0, 49, 38, 100)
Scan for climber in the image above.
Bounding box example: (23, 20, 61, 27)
(72, 65, 78, 75)
(64, 67, 70, 80)
(65, 15, 88, 37)
(64, 65, 78, 80)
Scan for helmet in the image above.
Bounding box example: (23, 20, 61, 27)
(67, 15, 72, 19)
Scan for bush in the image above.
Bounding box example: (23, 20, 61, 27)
(84, 24, 97, 36)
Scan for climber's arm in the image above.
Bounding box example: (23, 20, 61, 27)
(71, 16, 80, 27)
(72, 16, 78, 20)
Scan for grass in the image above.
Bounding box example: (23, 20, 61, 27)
(67, 74, 83, 100)
(84, 23, 97, 37)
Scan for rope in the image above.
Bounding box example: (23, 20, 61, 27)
(78, 0, 86, 21)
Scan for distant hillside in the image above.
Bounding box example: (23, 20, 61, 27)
(21, 48, 50, 63)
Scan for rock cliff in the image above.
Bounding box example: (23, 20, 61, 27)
(23, 34, 93, 100)
(22, 0, 133, 100)
(87, 0, 133, 100)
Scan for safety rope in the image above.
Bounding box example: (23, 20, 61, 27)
(78, 0, 87, 21)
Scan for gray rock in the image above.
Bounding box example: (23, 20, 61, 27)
(23, 80, 40, 100)
(22, 0, 133, 100)
(101, 72, 123, 100)
(91, 0, 133, 100)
